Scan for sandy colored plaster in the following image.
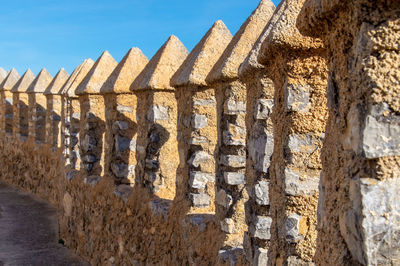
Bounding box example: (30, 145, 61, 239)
(101, 48, 148, 94)
(172, 21, 232, 87)
(132, 35, 188, 91)
(44, 68, 69, 95)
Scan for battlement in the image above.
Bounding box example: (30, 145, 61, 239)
(0, 0, 398, 265)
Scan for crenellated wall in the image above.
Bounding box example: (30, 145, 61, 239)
(0, 0, 397, 265)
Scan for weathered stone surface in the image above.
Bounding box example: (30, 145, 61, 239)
(220, 154, 246, 168)
(220, 218, 236, 234)
(132, 35, 188, 91)
(250, 216, 272, 240)
(44, 68, 69, 95)
(255, 99, 274, 120)
(341, 177, 400, 265)
(285, 213, 303, 243)
(287, 133, 320, 153)
(254, 180, 270, 206)
(0, 68, 20, 91)
(113, 121, 129, 131)
(149, 199, 171, 222)
(82, 134, 97, 152)
(101, 47, 148, 94)
(26, 68, 53, 94)
(193, 97, 215, 107)
(146, 105, 169, 122)
(207, 0, 275, 82)
(188, 151, 212, 168)
(172, 20, 232, 87)
(65, 170, 79, 182)
(189, 171, 215, 189)
(75, 51, 118, 95)
(111, 163, 134, 179)
(11, 69, 35, 93)
(190, 193, 210, 208)
(283, 168, 319, 196)
(224, 172, 245, 185)
(189, 135, 209, 146)
(191, 114, 208, 129)
(83, 154, 97, 163)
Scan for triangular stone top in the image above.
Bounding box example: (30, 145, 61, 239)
(0, 68, 20, 91)
(0, 67, 7, 83)
(207, 0, 275, 83)
(11, 69, 35, 93)
(26, 68, 53, 94)
(44, 68, 69, 95)
(75, 51, 118, 95)
(171, 20, 232, 87)
(60, 61, 85, 96)
(131, 35, 188, 91)
(239, 0, 285, 76)
(64, 59, 95, 98)
(258, 0, 323, 64)
(101, 47, 149, 94)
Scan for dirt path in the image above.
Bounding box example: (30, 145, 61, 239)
(0, 182, 89, 266)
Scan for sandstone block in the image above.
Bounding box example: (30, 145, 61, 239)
(191, 114, 208, 129)
(147, 105, 169, 122)
(188, 151, 212, 168)
(284, 81, 311, 113)
(283, 168, 319, 196)
(190, 193, 210, 208)
(255, 99, 274, 120)
(215, 189, 233, 209)
(253, 247, 268, 266)
(189, 171, 215, 189)
(285, 213, 303, 243)
(254, 180, 270, 206)
(117, 105, 133, 114)
(224, 99, 246, 115)
(250, 216, 272, 240)
(220, 154, 246, 168)
(220, 218, 236, 234)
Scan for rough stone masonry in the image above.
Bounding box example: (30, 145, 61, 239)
(0, 0, 397, 265)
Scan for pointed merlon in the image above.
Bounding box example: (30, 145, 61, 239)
(75, 51, 118, 95)
(239, 0, 285, 76)
(101, 47, 149, 94)
(64, 59, 95, 98)
(258, 0, 324, 64)
(207, 0, 275, 83)
(44, 68, 69, 95)
(26, 68, 53, 94)
(0, 67, 7, 83)
(171, 20, 232, 87)
(11, 69, 35, 93)
(131, 35, 188, 91)
(0, 68, 20, 91)
(60, 61, 86, 95)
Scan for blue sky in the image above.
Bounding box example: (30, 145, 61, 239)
(0, 0, 281, 76)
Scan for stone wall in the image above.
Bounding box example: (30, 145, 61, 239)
(0, 0, 397, 265)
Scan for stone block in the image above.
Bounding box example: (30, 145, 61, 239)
(115, 135, 136, 153)
(117, 104, 133, 114)
(83, 154, 97, 163)
(111, 163, 134, 179)
(147, 105, 169, 122)
(113, 121, 129, 131)
(190, 193, 210, 208)
(191, 114, 208, 129)
(283, 168, 319, 196)
(72, 113, 80, 119)
(149, 199, 172, 222)
(84, 175, 102, 187)
(215, 189, 233, 209)
(284, 81, 311, 113)
(223, 123, 246, 146)
(220, 154, 246, 168)
(65, 170, 79, 182)
(341, 177, 400, 265)
(250, 216, 272, 240)
(145, 159, 159, 170)
(189, 135, 209, 145)
(224, 99, 246, 115)
(253, 247, 268, 266)
(144, 171, 160, 183)
(224, 172, 245, 185)
(189, 171, 215, 189)
(188, 151, 212, 168)
(254, 180, 270, 206)
(81, 134, 97, 152)
(255, 99, 274, 120)
(285, 213, 303, 243)
(220, 218, 236, 234)
(194, 97, 216, 107)
(113, 185, 133, 203)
